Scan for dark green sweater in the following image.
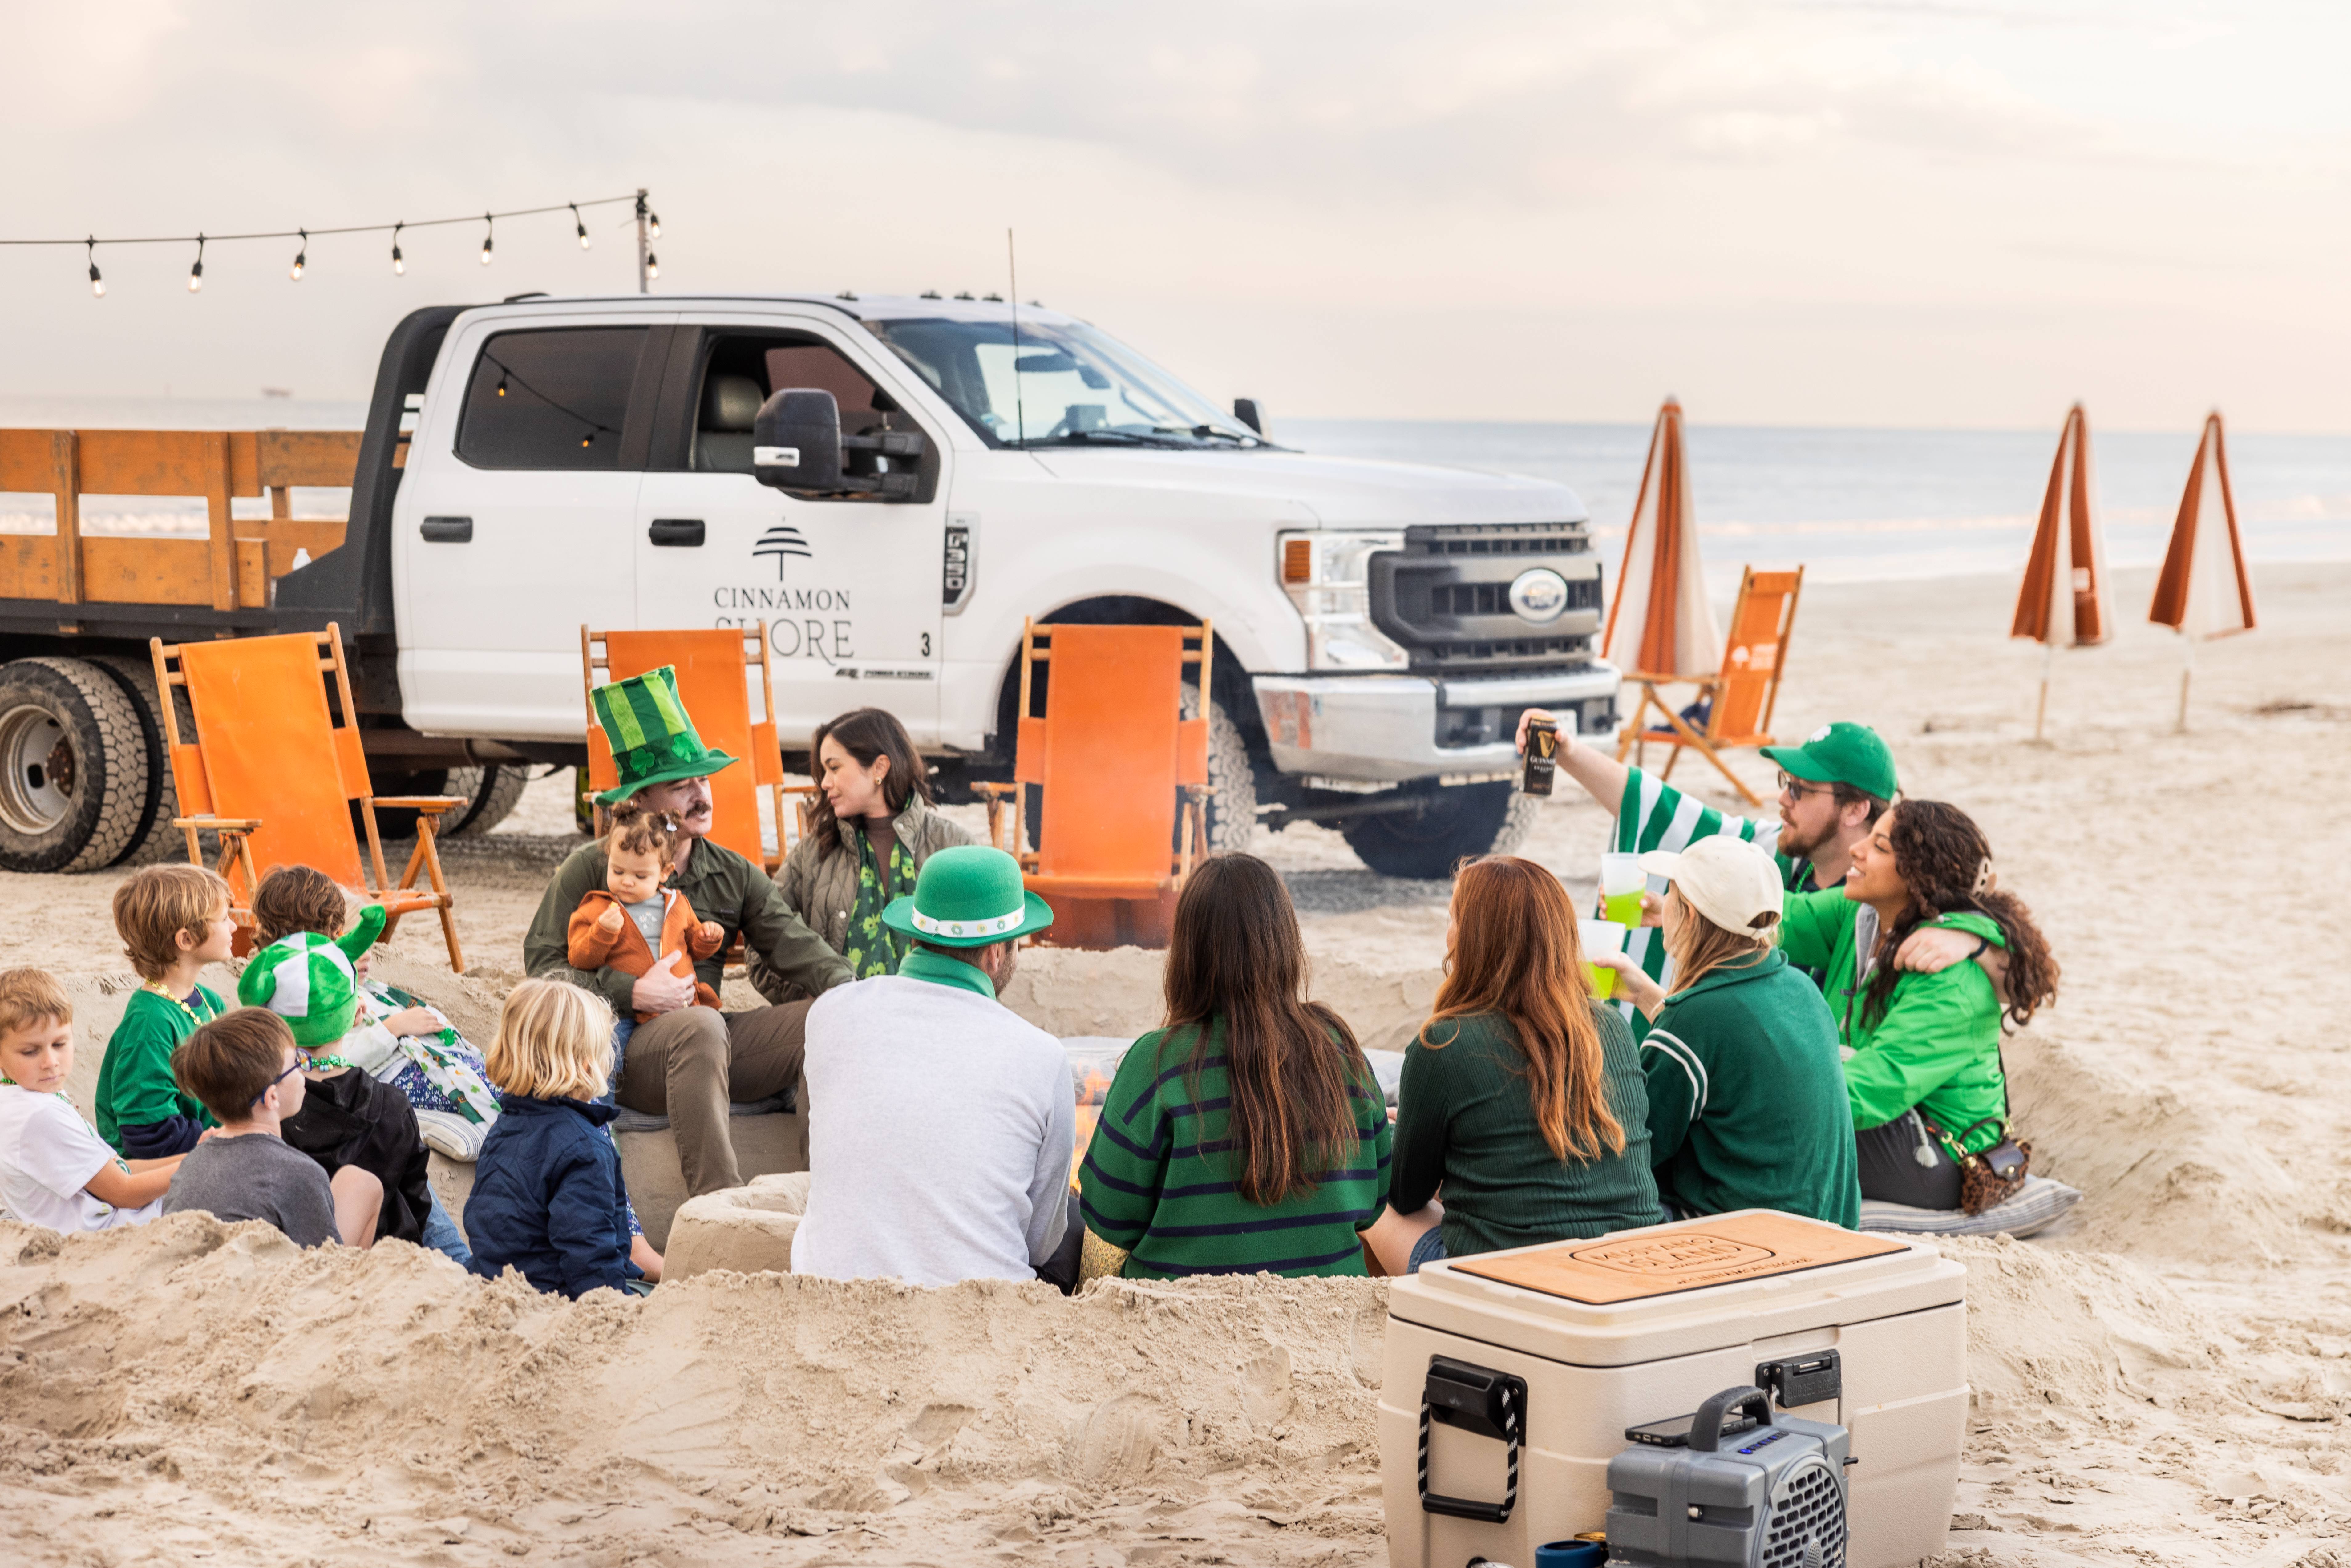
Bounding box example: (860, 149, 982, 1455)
(1641, 949, 1859, 1229)
(1391, 1005, 1664, 1258)
(1079, 1017, 1392, 1279)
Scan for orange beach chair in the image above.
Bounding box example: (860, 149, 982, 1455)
(977, 619, 1212, 949)
(1617, 566, 1804, 808)
(581, 626, 810, 870)
(151, 624, 465, 969)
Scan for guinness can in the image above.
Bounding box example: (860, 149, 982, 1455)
(1522, 716, 1560, 797)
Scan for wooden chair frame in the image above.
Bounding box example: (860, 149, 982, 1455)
(974, 617, 1214, 902)
(152, 622, 466, 969)
(1615, 566, 1805, 809)
(580, 624, 816, 872)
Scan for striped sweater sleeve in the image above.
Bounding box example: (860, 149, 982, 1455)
(1077, 1036, 1173, 1250)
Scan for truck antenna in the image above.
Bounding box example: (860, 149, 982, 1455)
(1007, 227, 1023, 446)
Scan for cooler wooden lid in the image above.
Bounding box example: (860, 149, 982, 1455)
(1448, 1210, 1907, 1306)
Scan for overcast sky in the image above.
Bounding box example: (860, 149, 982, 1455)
(6, 1, 2346, 430)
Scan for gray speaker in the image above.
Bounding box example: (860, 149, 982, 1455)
(1604, 1386, 1849, 1568)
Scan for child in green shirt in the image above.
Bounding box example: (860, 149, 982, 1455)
(95, 865, 236, 1159)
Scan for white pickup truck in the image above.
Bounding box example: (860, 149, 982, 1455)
(0, 292, 1619, 877)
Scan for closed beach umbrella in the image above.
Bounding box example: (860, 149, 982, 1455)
(1605, 398, 1724, 681)
(2010, 403, 2112, 740)
(2148, 411, 2256, 728)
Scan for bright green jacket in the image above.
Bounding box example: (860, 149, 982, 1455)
(1777, 890, 2009, 1155)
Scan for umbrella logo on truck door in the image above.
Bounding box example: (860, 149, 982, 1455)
(754, 523, 811, 580)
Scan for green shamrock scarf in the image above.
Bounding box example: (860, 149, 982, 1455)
(841, 825, 917, 979)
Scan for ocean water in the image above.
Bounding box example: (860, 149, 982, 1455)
(3, 395, 2347, 585)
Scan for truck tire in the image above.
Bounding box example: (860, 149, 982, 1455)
(0, 656, 152, 873)
(1341, 780, 1539, 881)
(364, 769, 450, 842)
(442, 763, 531, 837)
(1182, 686, 1257, 855)
(87, 652, 183, 866)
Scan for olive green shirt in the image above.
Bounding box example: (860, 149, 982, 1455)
(524, 836, 852, 1013)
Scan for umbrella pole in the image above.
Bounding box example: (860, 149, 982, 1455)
(2033, 641, 2054, 743)
(2178, 636, 2195, 733)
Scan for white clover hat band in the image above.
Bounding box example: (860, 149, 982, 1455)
(908, 903, 1027, 940)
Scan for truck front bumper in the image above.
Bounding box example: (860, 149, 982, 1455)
(1251, 664, 1621, 784)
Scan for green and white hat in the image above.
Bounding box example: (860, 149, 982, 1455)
(591, 664, 740, 806)
(880, 845, 1054, 948)
(236, 905, 386, 1048)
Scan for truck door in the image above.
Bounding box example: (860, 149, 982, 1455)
(393, 317, 669, 738)
(633, 320, 948, 745)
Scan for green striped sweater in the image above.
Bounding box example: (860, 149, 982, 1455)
(1078, 1017, 1392, 1279)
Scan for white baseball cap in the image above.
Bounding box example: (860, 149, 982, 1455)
(1637, 836, 1784, 934)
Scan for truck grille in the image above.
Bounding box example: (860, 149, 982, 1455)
(1370, 522, 1602, 673)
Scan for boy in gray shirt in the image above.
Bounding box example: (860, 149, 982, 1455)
(162, 1008, 381, 1248)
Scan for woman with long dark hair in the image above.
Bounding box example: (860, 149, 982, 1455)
(1776, 800, 2058, 1208)
(1079, 854, 1392, 1278)
(758, 708, 974, 996)
(1370, 856, 1661, 1275)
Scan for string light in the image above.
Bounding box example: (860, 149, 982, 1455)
(390, 220, 404, 275)
(646, 252, 660, 280)
(187, 234, 204, 293)
(289, 227, 307, 281)
(479, 213, 494, 266)
(649, 210, 662, 240)
(571, 203, 590, 250)
(86, 238, 103, 298)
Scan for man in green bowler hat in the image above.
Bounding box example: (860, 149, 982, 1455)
(790, 846, 1079, 1290)
(524, 665, 852, 1197)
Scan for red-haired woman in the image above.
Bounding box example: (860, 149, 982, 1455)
(1369, 857, 1663, 1274)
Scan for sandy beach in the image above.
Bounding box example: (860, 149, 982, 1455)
(5, 561, 2349, 1566)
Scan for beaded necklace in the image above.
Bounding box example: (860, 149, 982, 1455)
(140, 980, 218, 1028)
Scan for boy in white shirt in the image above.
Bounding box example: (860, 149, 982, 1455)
(0, 968, 185, 1231)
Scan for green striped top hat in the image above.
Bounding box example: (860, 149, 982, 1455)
(591, 664, 739, 806)
(881, 845, 1054, 948)
(236, 906, 387, 1048)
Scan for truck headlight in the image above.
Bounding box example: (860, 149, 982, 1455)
(1278, 531, 1410, 671)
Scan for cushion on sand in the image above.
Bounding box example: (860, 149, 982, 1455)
(663, 1171, 810, 1281)
(1857, 1174, 2082, 1239)
(414, 1108, 488, 1162)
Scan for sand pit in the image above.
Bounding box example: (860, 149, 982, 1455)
(4, 564, 2351, 1564)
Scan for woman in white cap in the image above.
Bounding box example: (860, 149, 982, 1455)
(1595, 836, 1859, 1227)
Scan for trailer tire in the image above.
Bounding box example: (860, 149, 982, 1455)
(442, 763, 531, 837)
(1340, 780, 1538, 881)
(0, 657, 152, 873)
(87, 652, 184, 866)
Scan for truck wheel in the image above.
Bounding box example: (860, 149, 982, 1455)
(0, 657, 152, 873)
(1182, 686, 1258, 854)
(442, 763, 531, 837)
(87, 652, 183, 866)
(1341, 780, 1538, 881)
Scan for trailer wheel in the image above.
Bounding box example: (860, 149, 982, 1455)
(1340, 780, 1538, 881)
(442, 763, 531, 837)
(87, 652, 184, 866)
(0, 657, 152, 873)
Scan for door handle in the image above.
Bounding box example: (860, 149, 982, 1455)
(420, 516, 473, 543)
(648, 518, 706, 547)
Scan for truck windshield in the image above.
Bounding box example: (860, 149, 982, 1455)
(865, 317, 1266, 449)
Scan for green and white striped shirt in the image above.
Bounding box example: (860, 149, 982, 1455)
(1611, 768, 1822, 1036)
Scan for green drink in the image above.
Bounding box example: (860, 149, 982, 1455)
(1579, 919, 1628, 999)
(1600, 853, 1646, 929)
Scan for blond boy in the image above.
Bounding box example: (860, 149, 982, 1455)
(0, 968, 184, 1231)
(95, 865, 236, 1159)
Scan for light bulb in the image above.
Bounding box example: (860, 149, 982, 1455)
(290, 229, 307, 281)
(495, 374, 508, 398)
(573, 204, 590, 249)
(645, 252, 659, 280)
(90, 270, 104, 299)
(479, 238, 493, 265)
(392, 249, 404, 275)
(648, 212, 661, 240)
(579, 227, 591, 250)
(289, 258, 305, 281)
(188, 264, 203, 293)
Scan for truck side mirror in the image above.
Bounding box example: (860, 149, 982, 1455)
(1233, 398, 1265, 435)
(754, 389, 844, 492)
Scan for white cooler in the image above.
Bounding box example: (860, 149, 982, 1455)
(1380, 1210, 1966, 1568)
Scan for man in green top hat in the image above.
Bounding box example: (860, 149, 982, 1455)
(524, 665, 853, 1197)
(790, 846, 1080, 1289)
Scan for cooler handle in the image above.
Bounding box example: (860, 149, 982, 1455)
(1417, 1355, 1526, 1523)
(1688, 1386, 1773, 1453)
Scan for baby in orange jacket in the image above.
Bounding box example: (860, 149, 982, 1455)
(566, 803, 726, 1020)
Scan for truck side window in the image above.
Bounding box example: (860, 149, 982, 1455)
(457, 327, 649, 471)
(690, 334, 892, 473)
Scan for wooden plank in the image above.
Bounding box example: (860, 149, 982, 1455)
(1450, 1211, 1906, 1306)
(254, 430, 362, 488)
(0, 430, 54, 491)
(234, 539, 269, 608)
(77, 430, 219, 496)
(204, 433, 234, 612)
(51, 430, 81, 606)
(80, 537, 212, 604)
(232, 519, 347, 578)
(0, 535, 60, 600)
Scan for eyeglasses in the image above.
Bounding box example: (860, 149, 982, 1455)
(252, 1058, 302, 1106)
(1776, 771, 1834, 800)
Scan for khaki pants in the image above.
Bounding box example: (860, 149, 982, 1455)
(617, 1002, 811, 1196)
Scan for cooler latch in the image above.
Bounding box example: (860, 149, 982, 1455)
(1417, 1355, 1528, 1523)
(1754, 1348, 1842, 1409)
